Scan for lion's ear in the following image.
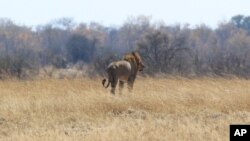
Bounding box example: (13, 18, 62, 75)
(131, 52, 139, 63)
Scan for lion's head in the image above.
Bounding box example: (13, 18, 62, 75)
(123, 52, 145, 72)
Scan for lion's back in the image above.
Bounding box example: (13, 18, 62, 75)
(116, 61, 131, 80)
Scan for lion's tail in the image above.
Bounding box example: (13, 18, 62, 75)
(102, 78, 110, 88)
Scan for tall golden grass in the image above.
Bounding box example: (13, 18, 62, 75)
(0, 77, 250, 141)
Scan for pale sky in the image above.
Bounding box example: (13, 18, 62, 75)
(0, 0, 250, 28)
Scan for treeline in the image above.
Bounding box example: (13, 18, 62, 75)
(1, 15, 250, 78)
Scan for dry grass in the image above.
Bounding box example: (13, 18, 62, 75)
(0, 77, 250, 141)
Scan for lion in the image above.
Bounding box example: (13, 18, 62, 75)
(102, 52, 145, 94)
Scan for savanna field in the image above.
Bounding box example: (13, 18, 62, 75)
(0, 77, 250, 141)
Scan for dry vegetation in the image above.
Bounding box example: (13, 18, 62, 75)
(0, 77, 250, 141)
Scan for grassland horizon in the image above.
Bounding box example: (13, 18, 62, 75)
(0, 77, 249, 141)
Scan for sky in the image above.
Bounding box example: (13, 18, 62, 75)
(0, 0, 250, 28)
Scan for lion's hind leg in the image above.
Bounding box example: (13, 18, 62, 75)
(111, 77, 118, 95)
(119, 80, 124, 94)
